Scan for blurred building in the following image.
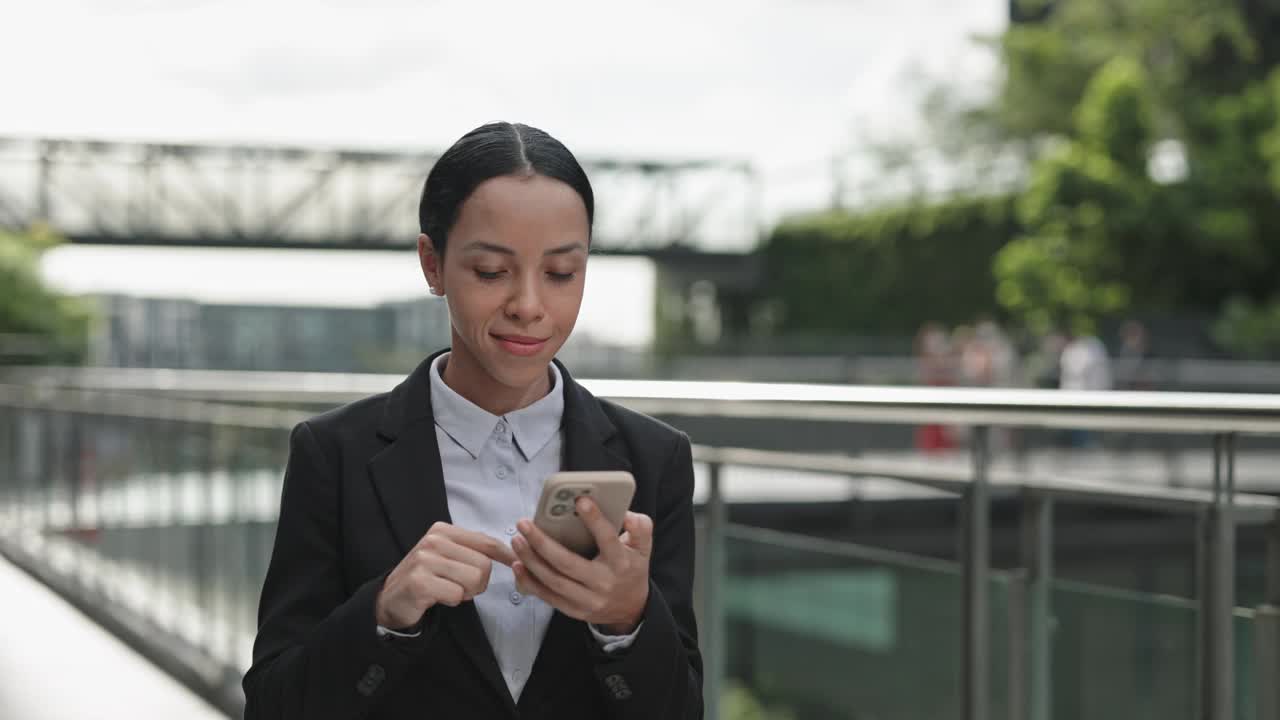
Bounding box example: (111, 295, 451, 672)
(89, 294, 452, 373)
(91, 295, 206, 369)
(85, 294, 649, 376)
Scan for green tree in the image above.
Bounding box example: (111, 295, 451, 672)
(0, 226, 91, 364)
(987, 0, 1280, 345)
(994, 57, 1153, 334)
(750, 0, 1280, 353)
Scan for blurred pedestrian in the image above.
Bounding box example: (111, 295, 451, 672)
(951, 325, 980, 386)
(1116, 320, 1152, 391)
(974, 319, 1020, 389)
(1060, 320, 1112, 448)
(1060, 328, 1112, 393)
(974, 319, 1020, 452)
(1026, 331, 1066, 389)
(1115, 320, 1154, 452)
(914, 322, 955, 452)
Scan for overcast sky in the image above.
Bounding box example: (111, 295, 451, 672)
(7, 0, 1005, 346)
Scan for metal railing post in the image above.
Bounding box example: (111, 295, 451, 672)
(704, 459, 726, 720)
(1, 405, 15, 532)
(1021, 492, 1054, 720)
(1007, 570, 1028, 720)
(200, 421, 218, 658)
(41, 407, 57, 534)
(1197, 433, 1236, 720)
(1256, 517, 1280, 720)
(963, 426, 991, 720)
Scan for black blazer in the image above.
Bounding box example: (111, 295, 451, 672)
(243, 351, 704, 719)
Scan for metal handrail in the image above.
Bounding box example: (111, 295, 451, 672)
(692, 445, 1280, 524)
(0, 384, 308, 429)
(7, 365, 1280, 434)
(4, 382, 1276, 518)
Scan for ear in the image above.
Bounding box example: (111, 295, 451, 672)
(418, 234, 445, 296)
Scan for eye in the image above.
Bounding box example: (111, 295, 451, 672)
(475, 269, 505, 281)
(547, 271, 576, 283)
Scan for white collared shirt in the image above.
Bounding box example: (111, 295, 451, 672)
(377, 353, 638, 702)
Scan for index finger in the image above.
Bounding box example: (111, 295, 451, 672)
(575, 497, 625, 562)
(432, 524, 517, 566)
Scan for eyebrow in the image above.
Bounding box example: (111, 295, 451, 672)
(461, 240, 587, 257)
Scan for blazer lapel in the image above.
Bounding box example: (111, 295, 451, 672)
(367, 351, 517, 716)
(518, 362, 633, 711)
(368, 419, 450, 554)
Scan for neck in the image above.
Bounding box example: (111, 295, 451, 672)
(440, 345, 552, 416)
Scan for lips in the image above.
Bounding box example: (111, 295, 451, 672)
(492, 333, 550, 357)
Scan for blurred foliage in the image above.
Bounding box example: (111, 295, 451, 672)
(0, 226, 91, 364)
(760, 195, 1019, 335)
(759, 0, 1280, 357)
(995, 0, 1260, 142)
(990, 0, 1280, 341)
(1213, 296, 1280, 359)
(994, 57, 1152, 336)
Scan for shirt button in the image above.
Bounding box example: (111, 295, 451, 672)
(510, 591, 523, 605)
(494, 421, 507, 436)
(505, 526, 516, 536)
(496, 467, 507, 479)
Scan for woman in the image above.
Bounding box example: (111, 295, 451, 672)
(243, 122, 703, 719)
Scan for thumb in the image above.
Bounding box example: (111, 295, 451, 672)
(621, 512, 653, 556)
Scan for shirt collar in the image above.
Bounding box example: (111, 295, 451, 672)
(429, 353, 564, 461)
(506, 360, 564, 460)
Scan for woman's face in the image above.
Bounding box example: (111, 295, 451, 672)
(421, 173, 590, 392)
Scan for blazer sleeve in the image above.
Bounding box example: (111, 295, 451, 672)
(242, 421, 440, 720)
(587, 431, 704, 719)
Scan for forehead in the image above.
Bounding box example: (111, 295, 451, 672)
(453, 174, 590, 249)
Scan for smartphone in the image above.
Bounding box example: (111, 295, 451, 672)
(534, 471, 636, 556)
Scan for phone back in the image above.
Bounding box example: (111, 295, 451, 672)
(535, 471, 636, 555)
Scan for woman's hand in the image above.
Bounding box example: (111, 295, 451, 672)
(511, 497, 652, 635)
(375, 522, 517, 630)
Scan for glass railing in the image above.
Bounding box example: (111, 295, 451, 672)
(720, 524, 1261, 720)
(1046, 580, 1259, 720)
(1050, 580, 1197, 720)
(2, 389, 1278, 719)
(721, 524, 1013, 720)
(0, 403, 288, 703)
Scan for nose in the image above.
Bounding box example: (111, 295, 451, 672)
(504, 272, 545, 323)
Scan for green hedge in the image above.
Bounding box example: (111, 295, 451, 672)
(0, 226, 91, 364)
(761, 194, 1020, 336)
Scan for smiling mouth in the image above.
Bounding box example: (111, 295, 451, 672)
(492, 334, 549, 345)
(492, 333, 550, 356)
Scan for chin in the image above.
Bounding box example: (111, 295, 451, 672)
(482, 345, 558, 387)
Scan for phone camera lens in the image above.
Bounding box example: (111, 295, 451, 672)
(550, 504, 570, 517)
(554, 489, 575, 501)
